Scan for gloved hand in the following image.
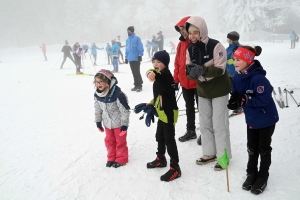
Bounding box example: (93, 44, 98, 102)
(186, 63, 205, 78)
(227, 58, 234, 65)
(144, 106, 158, 127)
(96, 122, 104, 132)
(138, 56, 142, 62)
(134, 103, 147, 114)
(227, 92, 248, 110)
(173, 83, 179, 91)
(119, 125, 128, 136)
(125, 59, 128, 64)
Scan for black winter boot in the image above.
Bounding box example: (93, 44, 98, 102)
(242, 174, 257, 191)
(160, 162, 181, 182)
(106, 161, 114, 167)
(147, 155, 167, 168)
(251, 177, 268, 195)
(178, 130, 197, 142)
(112, 162, 124, 168)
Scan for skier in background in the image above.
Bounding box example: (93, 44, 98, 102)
(145, 40, 152, 58)
(90, 43, 104, 66)
(156, 31, 164, 51)
(72, 42, 84, 74)
(105, 43, 112, 65)
(111, 39, 120, 73)
(169, 41, 176, 53)
(60, 40, 76, 69)
(151, 35, 158, 56)
(290, 30, 299, 49)
(40, 43, 47, 61)
(116, 35, 125, 64)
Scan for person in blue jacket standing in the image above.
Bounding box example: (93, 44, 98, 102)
(226, 31, 242, 114)
(111, 39, 120, 73)
(227, 45, 279, 195)
(290, 30, 299, 49)
(91, 43, 104, 66)
(125, 26, 144, 92)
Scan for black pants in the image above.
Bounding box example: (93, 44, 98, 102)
(73, 53, 81, 72)
(182, 87, 198, 131)
(246, 124, 275, 179)
(61, 54, 75, 68)
(129, 61, 143, 87)
(156, 120, 179, 166)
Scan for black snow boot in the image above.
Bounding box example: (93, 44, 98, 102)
(160, 160, 181, 182)
(242, 174, 257, 191)
(178, 130, 197, 142)
(251, 177, 268, 195)
(147, 154, 167, 168)
(106, 161, 114, 167)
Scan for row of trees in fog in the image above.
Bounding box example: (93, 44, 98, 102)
(0, 0, 299, 48)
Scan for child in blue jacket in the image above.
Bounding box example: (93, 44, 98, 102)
(227, 45, 279, 195)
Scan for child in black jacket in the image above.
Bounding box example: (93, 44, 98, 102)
(146, 50, 181, 182)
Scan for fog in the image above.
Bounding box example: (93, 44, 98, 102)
(0, 0, 299, 48)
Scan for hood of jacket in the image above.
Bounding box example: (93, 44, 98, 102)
(185, 16, 209, 44)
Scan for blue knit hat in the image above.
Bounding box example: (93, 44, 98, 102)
(152, 50, 170, 68)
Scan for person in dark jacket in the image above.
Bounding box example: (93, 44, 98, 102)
(105, 43, 112, 65)
(125, 26, 144, 92)
(60, 40, 76, 69)
(226, 31, 242, 115)
(156, 31, 164, 51)
(227, 45, 279, 195)
(145, 50, 181, 182)
(72, 42, 84, 74)
(117, 35, 125, 64)
(151, 35, 158, 56)
(173, 16, 200, 144)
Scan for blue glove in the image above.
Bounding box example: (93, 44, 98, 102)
(96, 122, 104, 132)
(134, 103, 147, 114)
(144, 106, 158, 127)
(119, 125, 128, 136)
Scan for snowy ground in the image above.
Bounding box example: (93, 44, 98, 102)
(0, 41, 300, 200)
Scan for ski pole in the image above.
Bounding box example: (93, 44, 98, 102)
(286, 89, 300, 107)
(53, 55, 63, 69)
(176, 90, 182, 102)
(284, 88, 289, 108)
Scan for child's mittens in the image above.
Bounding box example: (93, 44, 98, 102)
(96, 122, 104, 132)
(144, 106, 157, 127)
(227, 58, 234, 65)
(134, 103, 147, 114)
(119, 126, 128, 136)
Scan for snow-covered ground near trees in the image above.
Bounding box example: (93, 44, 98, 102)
(0, 40, 300, 200)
